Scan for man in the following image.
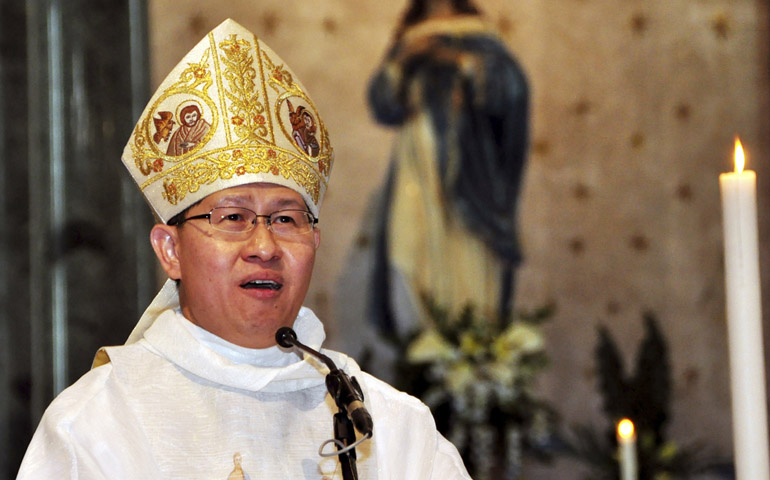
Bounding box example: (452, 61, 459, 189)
(17, 19, 470, 479)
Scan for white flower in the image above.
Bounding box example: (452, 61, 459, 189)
(487, 360, 517, 387)
(407, 329, 456, 363)
(447, 361, 475, 394)
(493, 323, 544, 363)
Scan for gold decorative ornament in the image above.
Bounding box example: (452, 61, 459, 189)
(122, 18, 333, 221)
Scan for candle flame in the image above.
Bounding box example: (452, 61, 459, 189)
(734, 137, 745, 174)
(617, 418, 635, 439)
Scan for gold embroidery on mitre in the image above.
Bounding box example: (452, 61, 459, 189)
(261, 50, 333, 177)
(263, 51, 296, 93)
(131, 27, 332, 211)
(218, 34, 273, 145)
(130, 47, 218, 176)
(158, 145, 321, 206)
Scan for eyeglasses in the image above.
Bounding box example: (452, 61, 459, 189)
(171, 206, 317, 236)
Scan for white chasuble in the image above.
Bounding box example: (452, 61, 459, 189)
(17, 307, 470, 479)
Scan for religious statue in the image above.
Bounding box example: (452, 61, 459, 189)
(368, 0, 530, 335)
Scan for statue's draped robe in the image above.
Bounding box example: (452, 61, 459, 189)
(368, 16, 529, 333)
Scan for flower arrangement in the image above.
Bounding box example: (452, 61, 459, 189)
(391, 294, 557, 479)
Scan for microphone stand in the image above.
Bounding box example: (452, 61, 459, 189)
(333, 411, 359, 480)
(276, 327, 372, 480)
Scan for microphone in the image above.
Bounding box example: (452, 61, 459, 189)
(276, 327, 374, 437)
(276, 326, 336, 370)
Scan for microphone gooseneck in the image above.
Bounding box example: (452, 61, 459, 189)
(275, 327, 374, 437)
(275, 326, 337, 371)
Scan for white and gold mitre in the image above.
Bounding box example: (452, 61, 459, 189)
(122, 18, 333, 221)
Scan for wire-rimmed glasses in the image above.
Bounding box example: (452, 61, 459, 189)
(170, 206, 317, 236)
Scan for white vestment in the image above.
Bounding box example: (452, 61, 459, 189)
(17, 306, 470, 479)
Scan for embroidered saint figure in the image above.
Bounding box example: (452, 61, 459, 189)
(287, 99, 320, 157)
(166, 103, 211, 156)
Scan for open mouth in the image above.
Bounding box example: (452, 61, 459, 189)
(241, 280, 283, 291)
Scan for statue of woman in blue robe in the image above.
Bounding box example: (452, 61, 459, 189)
(368, 0, 530, 335)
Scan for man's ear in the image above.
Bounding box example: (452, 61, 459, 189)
(313, 227, 321, 250)
(150, 224, 181, 280)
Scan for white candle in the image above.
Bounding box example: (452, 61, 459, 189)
(617, 419, 637, 480)
(720, 137, 770, 480)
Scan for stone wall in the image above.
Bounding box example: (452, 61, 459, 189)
(149, 1, 769, 476)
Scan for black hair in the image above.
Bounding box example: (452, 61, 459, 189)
(398, 0, 481, 33)
(166, 199, 202, 227)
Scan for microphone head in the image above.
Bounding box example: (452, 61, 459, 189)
(350, 406, 374, 437)
(275, 326, 298, 348)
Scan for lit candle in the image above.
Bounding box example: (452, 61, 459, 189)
(720, 137, 770, 480)
(617, 419, 637, 480)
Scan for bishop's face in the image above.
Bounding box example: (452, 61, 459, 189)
(151, 183, 320, 348)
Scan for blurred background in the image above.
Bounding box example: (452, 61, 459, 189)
(0, 0, 768, 478)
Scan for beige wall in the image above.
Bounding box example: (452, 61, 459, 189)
(148, 1, 770, 476)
